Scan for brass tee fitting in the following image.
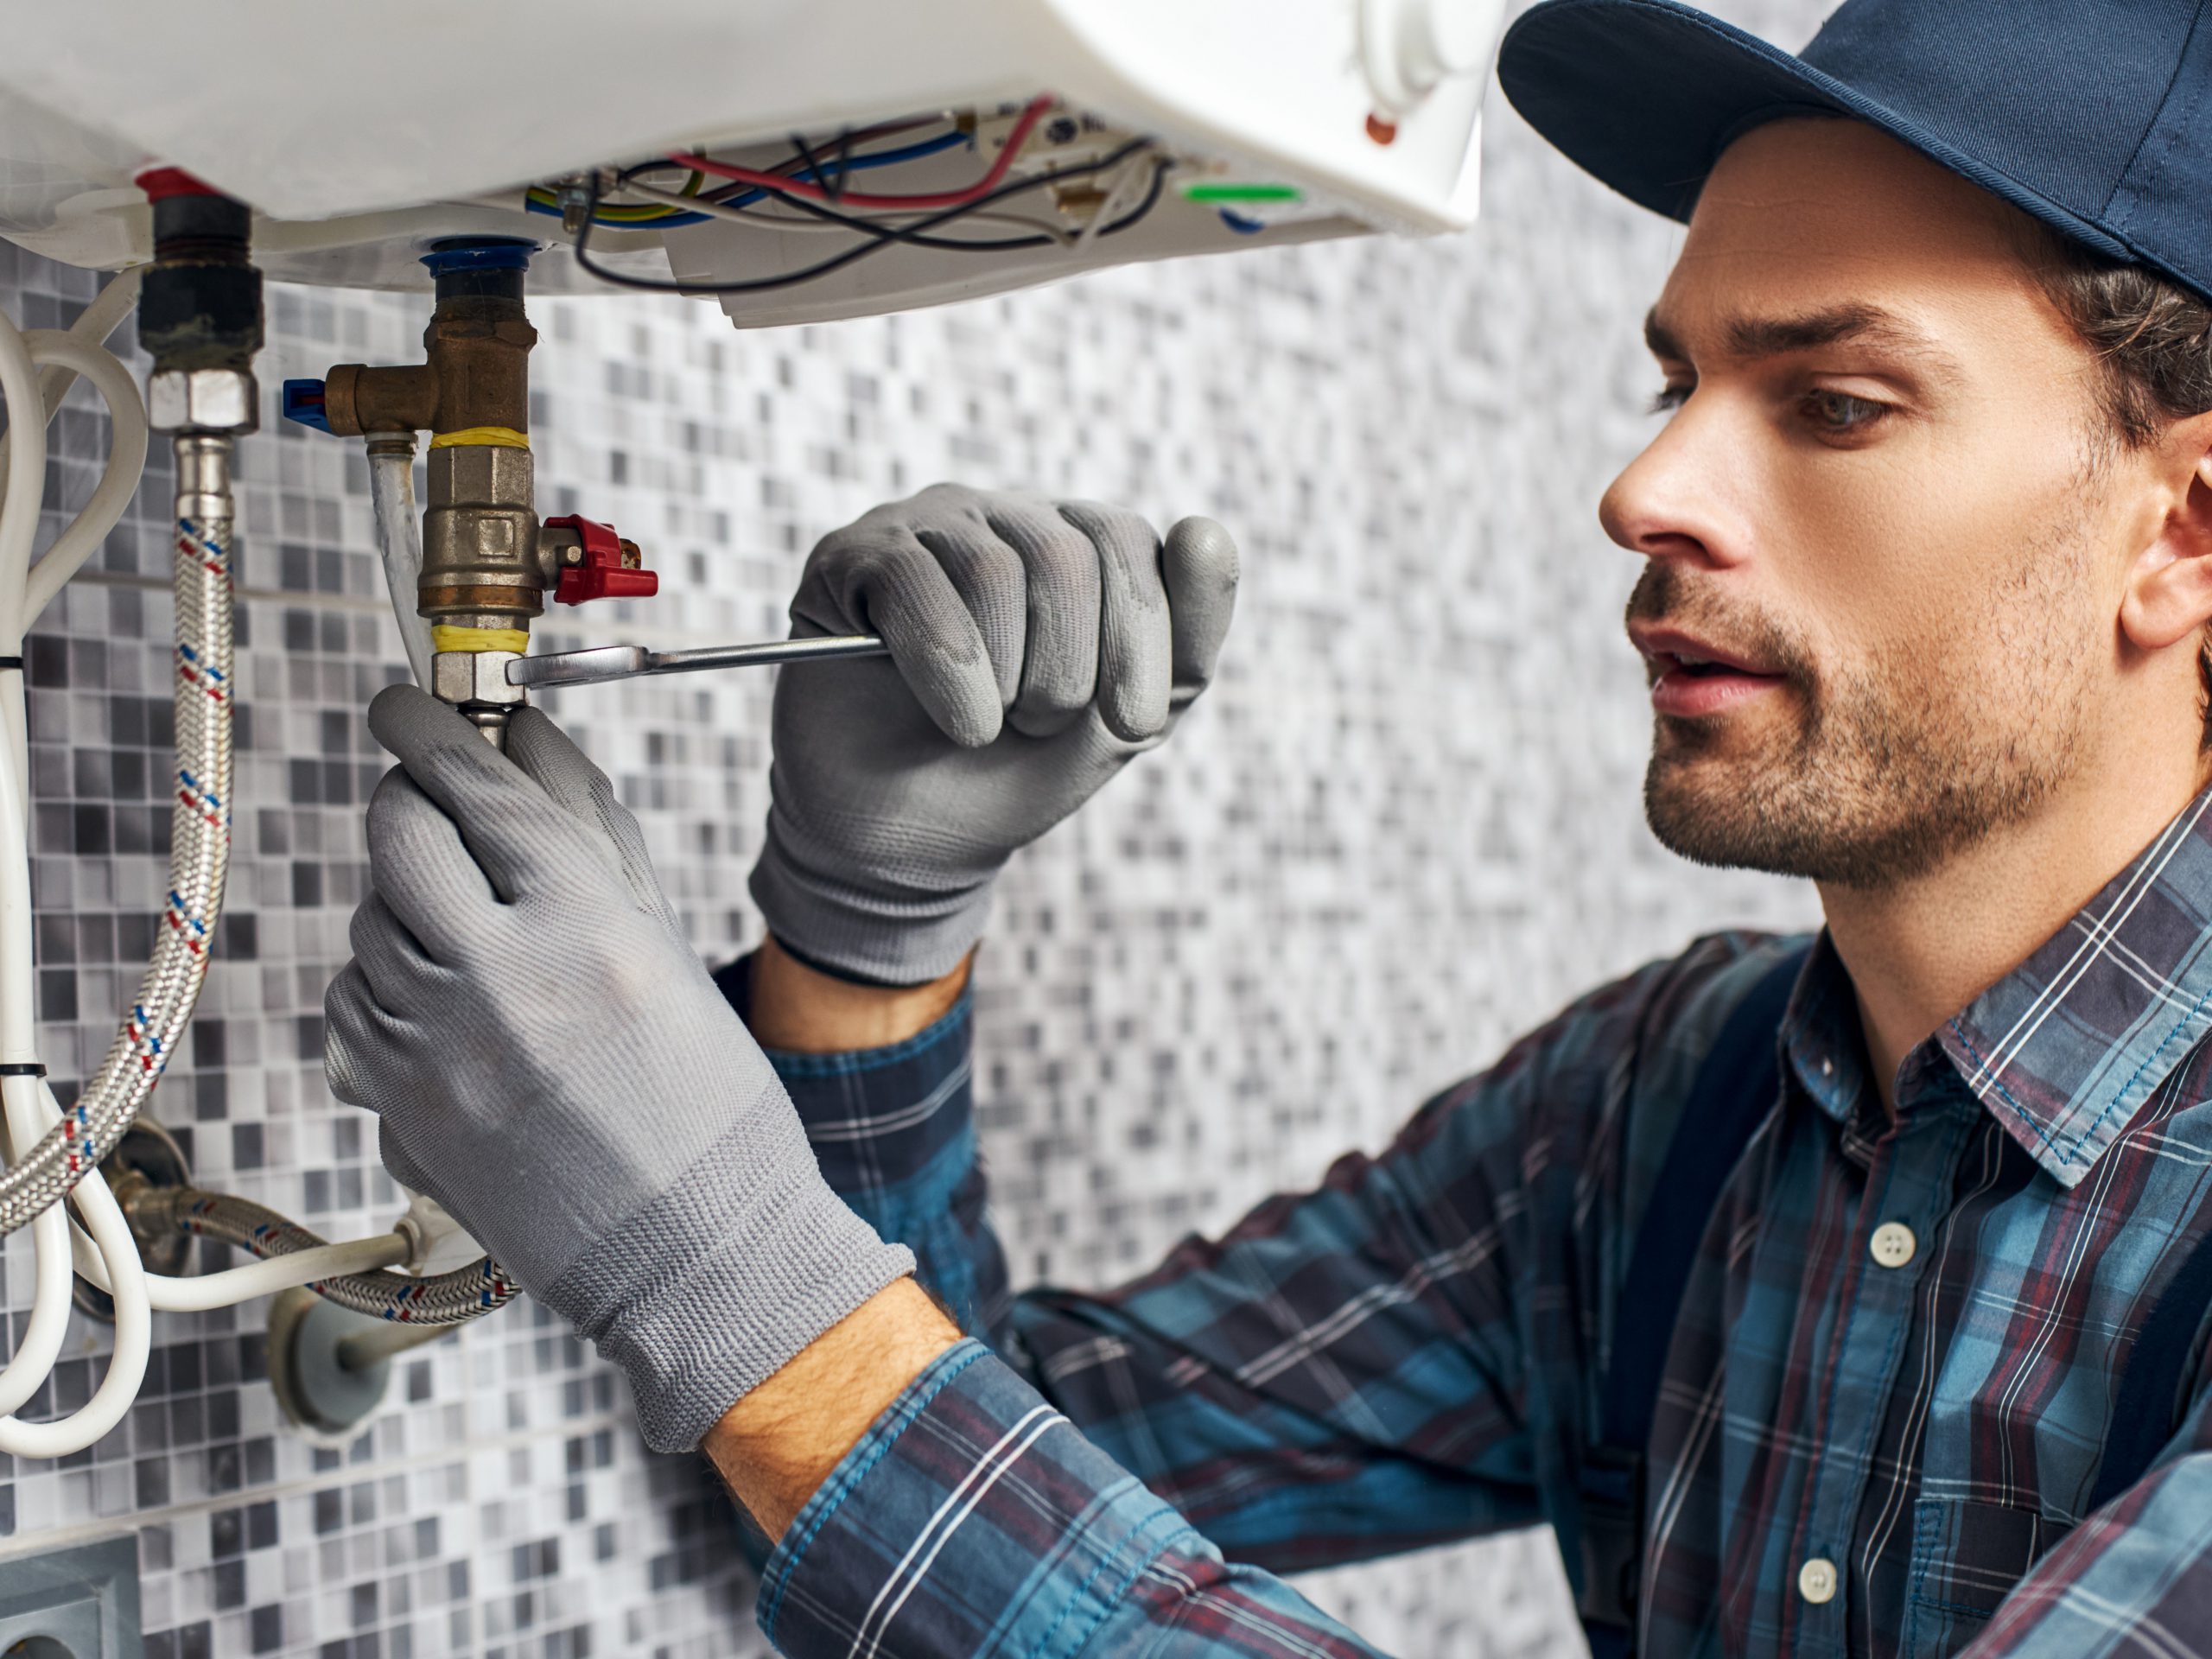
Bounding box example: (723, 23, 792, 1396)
(318, 244, 543, 641)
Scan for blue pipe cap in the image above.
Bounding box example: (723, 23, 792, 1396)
(281, 379, 332, 434)
(418, 238, 537, 277)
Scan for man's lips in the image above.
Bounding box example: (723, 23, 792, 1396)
(1627, 624, 1788, 718)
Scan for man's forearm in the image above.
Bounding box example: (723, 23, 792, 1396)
(705, 935, 973, 1536)
(704, 1275, 963, 1536)
(747, 931, 972, 1052)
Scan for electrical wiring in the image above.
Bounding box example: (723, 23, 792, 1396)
(524, 129, 977, 228)
(571, 139, 1166, 294)
(696, 128, 972, 206)
(669, 95, 1054, 211)
(615, 175, 1077, 245)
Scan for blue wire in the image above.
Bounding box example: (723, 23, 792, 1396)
(532, 130, 976, 228)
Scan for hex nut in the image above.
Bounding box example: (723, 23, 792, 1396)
(430, 650, 525, 707)
(147, 367, 259, 434)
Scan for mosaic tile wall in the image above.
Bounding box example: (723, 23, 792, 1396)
(0, 3, 1830, 1653)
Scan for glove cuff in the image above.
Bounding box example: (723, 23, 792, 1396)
(541, 1109, 917, 1454)
(749, 826, 995, 987)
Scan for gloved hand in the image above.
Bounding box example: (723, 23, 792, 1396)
(750, 483, 1239, 985)
(324, 686, 913, 1453)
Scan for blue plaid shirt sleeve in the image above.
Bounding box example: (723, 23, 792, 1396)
(754, 1341, 1392, 1657)
(725, 944, 1712, 1656)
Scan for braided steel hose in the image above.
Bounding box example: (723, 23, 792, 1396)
(143, 1187, 518, 1325)
(0, 436, 237, 1236)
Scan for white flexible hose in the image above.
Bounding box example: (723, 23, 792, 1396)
(21, 332, 148, 620)
(367, 441, 435, 686)
(0, 305, 154, 1453)
(0, 266, 137, 508)
(0, 1165, 150, 1456)
(63, 1193, 410, 1311)
(0, 270, 510, 1455)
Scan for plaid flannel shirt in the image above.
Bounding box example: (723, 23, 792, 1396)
(718, 790, 2212, 1658)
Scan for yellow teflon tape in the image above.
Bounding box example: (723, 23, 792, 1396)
(428, 426, 531, 451)
(431, 626, 531, 654)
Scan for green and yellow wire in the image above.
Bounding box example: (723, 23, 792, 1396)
(524, 170, 705, 226)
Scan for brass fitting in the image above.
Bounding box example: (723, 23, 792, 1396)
(318, 297, 536, 437)
(317, 243, 543, 639)
(421, 442, 541, 627)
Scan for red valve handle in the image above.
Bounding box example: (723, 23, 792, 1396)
(545, 514, 658, 606)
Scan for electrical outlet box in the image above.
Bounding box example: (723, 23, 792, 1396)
(0, 1536, 142, 1659)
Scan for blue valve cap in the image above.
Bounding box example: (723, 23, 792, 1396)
(281, 379, 332, 434)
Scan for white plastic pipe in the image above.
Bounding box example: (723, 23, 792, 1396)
(367, 438, 435, 686)
(0, 313, 69, 1421)
(62, 1186, 410, 1311)
(0, 1166, 151, 1457)
(0, 693, 149, 1454)
(21, 332, 149, 620)
(0, 307, 48, 645)
(0, 266, 137, 507)
(0, 682, 68, 1417)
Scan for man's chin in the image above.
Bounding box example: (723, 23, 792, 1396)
(1643, 752, 1825, 879)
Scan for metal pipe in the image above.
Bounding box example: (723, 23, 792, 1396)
(0, 433, 237, 1236)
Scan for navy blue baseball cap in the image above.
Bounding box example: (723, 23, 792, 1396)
(1497, 0, 2212, 302)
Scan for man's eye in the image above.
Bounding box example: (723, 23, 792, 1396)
(1648, 384, 1692, 415)
(1802, 389, 1889, 433)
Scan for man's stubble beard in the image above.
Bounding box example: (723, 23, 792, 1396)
(1635, 511, 2103, 890)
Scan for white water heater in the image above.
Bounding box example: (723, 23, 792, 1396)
(0, 0, 1503, 322)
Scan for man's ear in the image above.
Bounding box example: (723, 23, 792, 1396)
(2123, 418, 2212, 652)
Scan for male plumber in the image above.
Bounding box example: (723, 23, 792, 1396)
(321, 0, 2212, 1653)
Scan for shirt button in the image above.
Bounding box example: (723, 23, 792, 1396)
(1869, 1222, 1917, 1269)
(1821, 1057, 1834, 1077)
(1799, 1557, 1839, 1605)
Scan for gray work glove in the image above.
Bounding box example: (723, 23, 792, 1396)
(750, 483, 1239, 985)
(323, 686, 913, 1453)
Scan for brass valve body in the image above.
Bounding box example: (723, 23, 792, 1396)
(320, 284, 542, 634)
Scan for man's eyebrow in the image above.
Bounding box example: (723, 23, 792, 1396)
(1642, 303, 1963, 383)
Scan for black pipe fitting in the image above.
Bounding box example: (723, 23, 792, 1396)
(139, 189, 264, 376)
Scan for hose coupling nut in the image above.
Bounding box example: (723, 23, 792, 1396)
(430, 649, 525, 709)
(149, 368, 259, 435)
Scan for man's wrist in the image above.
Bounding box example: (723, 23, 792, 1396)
(748, 931, 972, 1053)
(703, 1276, 963, 1538)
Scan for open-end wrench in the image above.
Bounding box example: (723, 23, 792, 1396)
(505, 633, 888, 690)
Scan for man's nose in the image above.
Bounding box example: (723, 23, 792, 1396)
(1598, 399, 1752, 571)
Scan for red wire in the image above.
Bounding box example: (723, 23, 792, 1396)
(671, 96, 1056, 212)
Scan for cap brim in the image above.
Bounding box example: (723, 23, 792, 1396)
(1497, 0, 2133, 264)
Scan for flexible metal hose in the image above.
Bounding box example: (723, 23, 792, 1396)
(137, 1186, 519, 1325)
(0, 430, 518, 1325)
(0, 436, 237, 1236)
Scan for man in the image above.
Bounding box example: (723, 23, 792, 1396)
(321, 0, 2212, 1652)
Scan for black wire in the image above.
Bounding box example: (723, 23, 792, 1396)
(832, 129, 854, 199)
(670, 141, 1159, 254)
(789, 131, 840, 202)
(573, 141, 1166, 296)
(632, 137, 1147, 247)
